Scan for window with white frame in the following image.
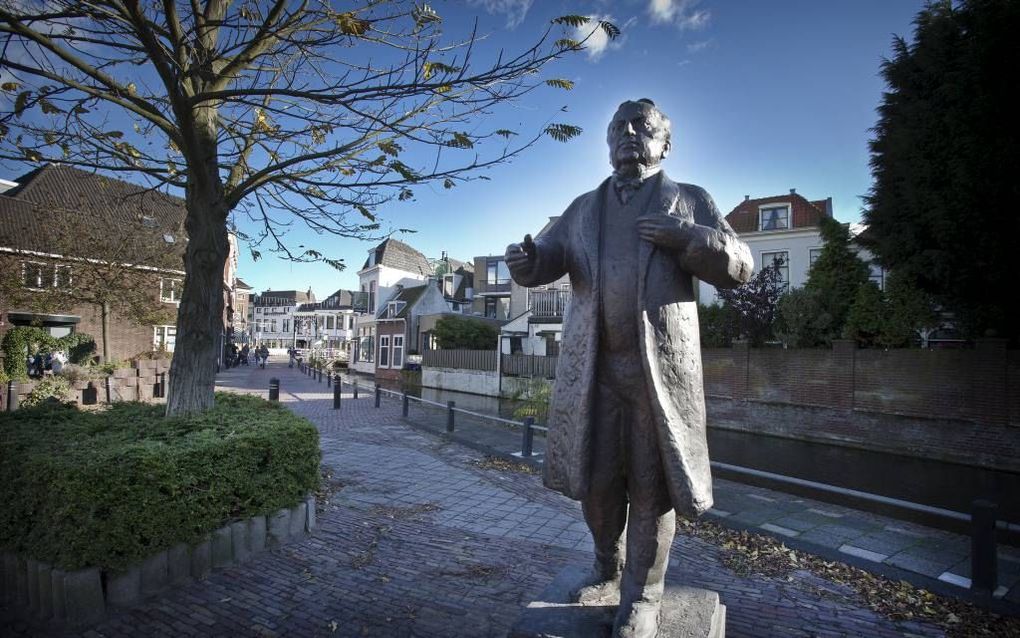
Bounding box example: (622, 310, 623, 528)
(392, 335, 404, 369)
(368, 281, 377, 313)
(809, 248, 823, 268)
(761, 251, 789, 288)
(378, 335, 390, 367)
(759, 205, 790, 231)
(326, 315, 335, 330)
(387, 300, 406, 317)
(869, 262, 885, 290)
(154, 325, 176, 352)
(160, 278, 182, 302)
(22, 261, 71, 290)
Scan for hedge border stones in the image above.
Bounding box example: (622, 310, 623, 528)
(1, 496, 316, 627)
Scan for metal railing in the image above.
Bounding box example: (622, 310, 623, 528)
(529, 289, 571, 318)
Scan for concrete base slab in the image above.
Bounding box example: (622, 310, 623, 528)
(141, 550, 168, 595)
(51, 568, 67, 620)
(510, 565, 725, 638)
(26, 558, 40, 611)
(64, 567, 104, 626)
(167, 543, 190, 583)
(37, 562, 52, 619)
(289, 502, 308, 538)
(105, 567, 141, 607)
(249, 516, 267, 554)
(306, 496, 317, 531)
(190, 539, 212, 579)
(268, 508, 291, 547)
(212, 526, 233, 568)
(231, 521, 251, 563)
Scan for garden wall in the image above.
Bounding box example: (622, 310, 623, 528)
(1, 359, 170, 410)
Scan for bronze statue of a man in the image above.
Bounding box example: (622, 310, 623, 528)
(506, 99, 752, 637)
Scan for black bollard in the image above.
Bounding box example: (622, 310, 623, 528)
(105, 376, 113, 404)
(374, 384, 381, 408)
(521, 417, 535, 457)
(269, 378, 280, 402)
(6, 380, 18, 412)
(402, 392, 409, 417)
(353, 381, 359, 400)
(971, 499, 998, 594)
(333, 376, 342, 410)
(446, 401, 456, 433)
(327, 373, 332, 388)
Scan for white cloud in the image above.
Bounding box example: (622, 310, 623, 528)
(467, 0, 534, 28)
(648, 0, 711, 31)
(686, 38, 712, 53)
(572, 14, 626, 62)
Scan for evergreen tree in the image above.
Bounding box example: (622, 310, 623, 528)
(775, 288, 832, 348)
(880, 270, 939, 348)
(803, 217, 870, 342)
(861, 0, 1019, 341)
(844, 283, 887, 348)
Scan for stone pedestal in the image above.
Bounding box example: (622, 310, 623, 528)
(511, 566, 725, 638)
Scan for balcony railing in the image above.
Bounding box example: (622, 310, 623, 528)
(529, 289, 571, 319)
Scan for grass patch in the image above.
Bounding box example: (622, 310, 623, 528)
(0, 392, 320, 570)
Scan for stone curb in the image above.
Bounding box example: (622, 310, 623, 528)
(2, 494, 316, 627)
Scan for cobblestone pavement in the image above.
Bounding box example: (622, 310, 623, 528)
(4, 359, 962, 637)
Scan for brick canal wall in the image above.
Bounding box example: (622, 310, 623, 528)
(701, 339, 1018, 471)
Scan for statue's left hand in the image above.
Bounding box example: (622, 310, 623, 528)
(636, 214, 694, 251)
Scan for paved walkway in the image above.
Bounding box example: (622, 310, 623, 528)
(4, 359, 1014, 637)
(344, 371, 1020, 605)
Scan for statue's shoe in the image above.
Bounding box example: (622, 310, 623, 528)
(572, 576, 621, 605)
(613, 600, 659, 638)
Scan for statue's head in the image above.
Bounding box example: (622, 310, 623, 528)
(607, 98, 672, 174)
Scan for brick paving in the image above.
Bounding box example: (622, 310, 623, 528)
(3, 359, 964, 637)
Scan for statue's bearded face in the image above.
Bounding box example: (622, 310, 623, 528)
(607, 102, 671, 173)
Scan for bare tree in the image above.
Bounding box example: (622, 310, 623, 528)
(0, 2, 615, 414)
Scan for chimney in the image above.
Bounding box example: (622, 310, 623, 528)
(744, 195, 750, 202)
(789, 188, 796, 195)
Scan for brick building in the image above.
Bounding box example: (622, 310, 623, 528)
(0, 164, 236, 362)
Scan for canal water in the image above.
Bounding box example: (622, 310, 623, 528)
(405, 384, 1019, 527)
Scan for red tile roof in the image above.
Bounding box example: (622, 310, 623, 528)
(725, 193, 831, 233)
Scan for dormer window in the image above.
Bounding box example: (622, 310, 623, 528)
(443, 274, 455, 297)
(759, 204, 790, 231)
(387, 300, 406, 316)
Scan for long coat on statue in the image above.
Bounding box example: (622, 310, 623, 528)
(512, 171, 753, 517)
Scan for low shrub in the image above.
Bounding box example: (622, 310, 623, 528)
(21, 376, 74, 407)
(0, 393, 320, 570)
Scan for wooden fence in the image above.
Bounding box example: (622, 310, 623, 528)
(501, 354, 559, 378)
(422, 349, 497, 372)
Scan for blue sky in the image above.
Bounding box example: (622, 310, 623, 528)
(250, 0, 925, 298)
(2, 0, 926, 299)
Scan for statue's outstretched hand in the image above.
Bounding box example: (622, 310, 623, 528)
(505, 234, 537, 277)
(636, 215, 694, 251)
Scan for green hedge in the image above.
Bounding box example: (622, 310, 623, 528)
(0, 393, 320, 570)
(1, 327, 97, 380)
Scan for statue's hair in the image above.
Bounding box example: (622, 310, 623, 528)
(612, 99, 671, 143)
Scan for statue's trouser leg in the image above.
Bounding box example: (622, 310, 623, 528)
(579, 383, 628, 589)
(616, 386, 675, 637)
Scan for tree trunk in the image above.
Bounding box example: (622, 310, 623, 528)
(166, 113, 230, 415)
(101, 300, 111, 362)
(165, 189, 229, 415)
